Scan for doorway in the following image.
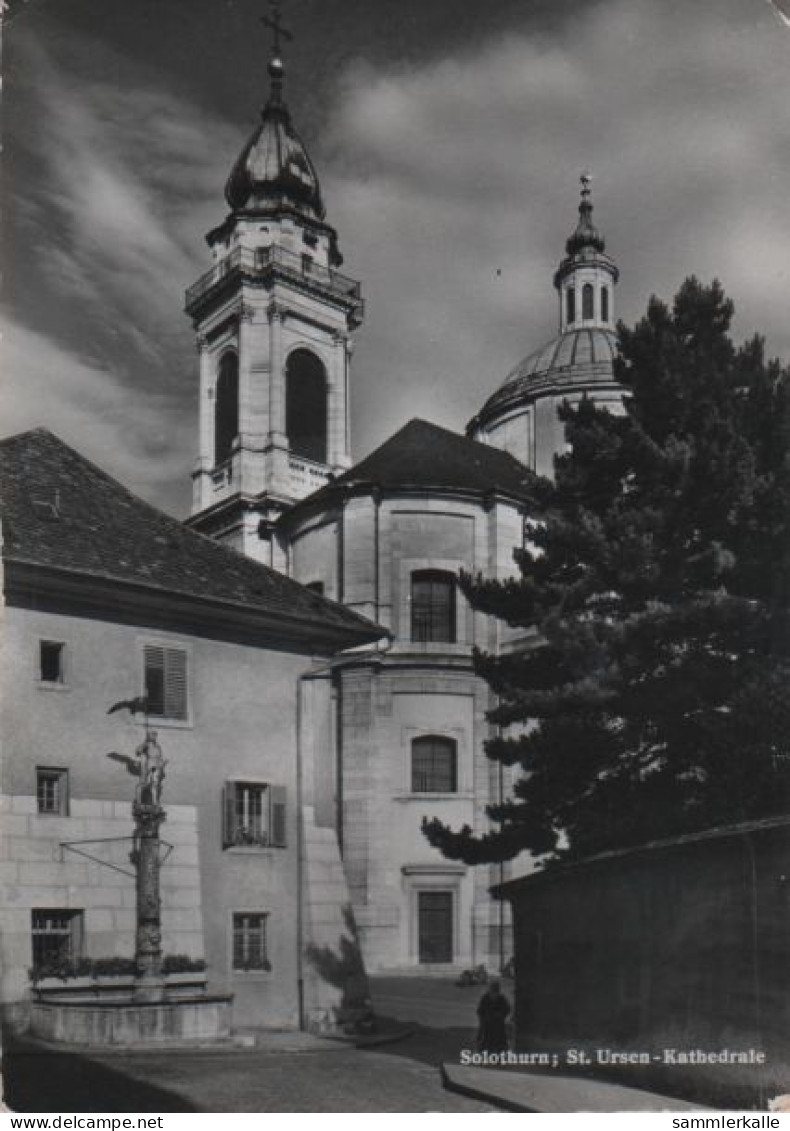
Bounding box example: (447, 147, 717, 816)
(418, 890, 453, 964)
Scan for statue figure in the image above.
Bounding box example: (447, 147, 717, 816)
(105, 695, 168, 996)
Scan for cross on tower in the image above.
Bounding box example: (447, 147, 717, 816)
(261, 0, 293, 57)
(580, 171, 592, 199)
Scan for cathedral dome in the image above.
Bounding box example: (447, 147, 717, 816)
(225, 58, 325, 220)
(473, 326, 619, 429)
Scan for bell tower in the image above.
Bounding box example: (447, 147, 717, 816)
(185, 6, 363, 564)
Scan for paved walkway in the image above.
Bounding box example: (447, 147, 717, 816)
(443, 1064, 709, 1112)
(5, 1036, 496, 1113)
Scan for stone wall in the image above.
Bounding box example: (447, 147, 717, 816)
(504, 818, 790, 1104)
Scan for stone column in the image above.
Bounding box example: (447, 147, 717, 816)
(132, 800, 166, 1001)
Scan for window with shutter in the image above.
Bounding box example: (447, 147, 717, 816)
(143, 645, 188, 720)
(222, 782, 286, 849)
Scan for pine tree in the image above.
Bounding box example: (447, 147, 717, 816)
(423, 279, 790, 866)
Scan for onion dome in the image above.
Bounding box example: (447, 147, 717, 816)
(224, 55, 325, 220)
(554, 174, 618, 294)
(564, 175, 605, 256)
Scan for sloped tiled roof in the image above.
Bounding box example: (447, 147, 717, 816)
(0, 428, 382, 646)
(286, 419, 536, 519)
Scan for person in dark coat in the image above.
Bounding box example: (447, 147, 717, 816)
(476, 979, 511, 1053)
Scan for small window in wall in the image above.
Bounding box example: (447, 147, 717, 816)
(31, 909, 84, 969)
(214, 351, 239, 466)
(412, 736, 457, 793)
(232, 912, 270, 971)
(566, 287, 576, 325)
(223, 782, 287, 848)
(582, 282, 594, 320)
(39, 641, 65, 683)
(411, 570, 456, 643)
(36, 767, 69, 815)
(286, 349, 328, 464)
(601, 285, 609, 323)
(143, 645, 188, 720)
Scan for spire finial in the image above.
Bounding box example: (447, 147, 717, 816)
(261, 0, 293, 103)
(580, 170, 592, 202)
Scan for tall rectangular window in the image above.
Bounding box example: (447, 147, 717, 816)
(411, 571, 456, 643)
(144, 645, 188, 720)
(39, 641, 65, 683)
(232, 912, 270, 971)
(31, 909, 84, 969)
(36, 767, 69, 815)
(411, 737, 457, 793)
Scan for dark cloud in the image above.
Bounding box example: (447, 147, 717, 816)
(3, 0, 789, 514)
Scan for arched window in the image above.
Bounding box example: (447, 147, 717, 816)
(286, 349, 327, 463)
(601, 285, 609, 323)
(411, 570, 456, 643)
(566, 287, 576, 325)
(214, 351, 239, 466)
(582, 283, 594, 321)
(411, 736, 457, 793)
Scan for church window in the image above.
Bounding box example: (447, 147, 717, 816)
(31, 909, 84, 970)
(232, 912, 270, 971)
(36, 767, 69, 816)
(411, 570, 456, 643)
(411, 736, 457, 793)
(223, 782, 287, 848)
(582, 283, 594, 320)
(143, 645, 188, 720)
(566, 287, 576, 325)
(286, 349, 328, 464)
(214, 351, 239, 466)
(601, 285, 610, 323)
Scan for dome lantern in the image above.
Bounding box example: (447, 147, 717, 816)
(553, 174, 619, 334)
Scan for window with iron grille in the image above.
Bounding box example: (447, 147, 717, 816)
(411, 736, 457, 793)
(36, 767, 69, 816)
(232, 912, 270, 971)
(411, 571, 456, 643)
(223, 782, 287, 848)
(143, 645, 188, 720)
(31, 909, 84, 969)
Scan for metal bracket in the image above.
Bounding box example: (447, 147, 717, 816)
(59, 837, 174, 878)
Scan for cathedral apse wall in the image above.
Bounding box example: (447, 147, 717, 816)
(283, 475, 525, 972)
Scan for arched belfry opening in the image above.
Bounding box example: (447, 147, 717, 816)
(215, 351, 239, 465)
(286, 348, 328, 463)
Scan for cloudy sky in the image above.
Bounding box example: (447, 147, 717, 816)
(3, 0, 790, 515)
